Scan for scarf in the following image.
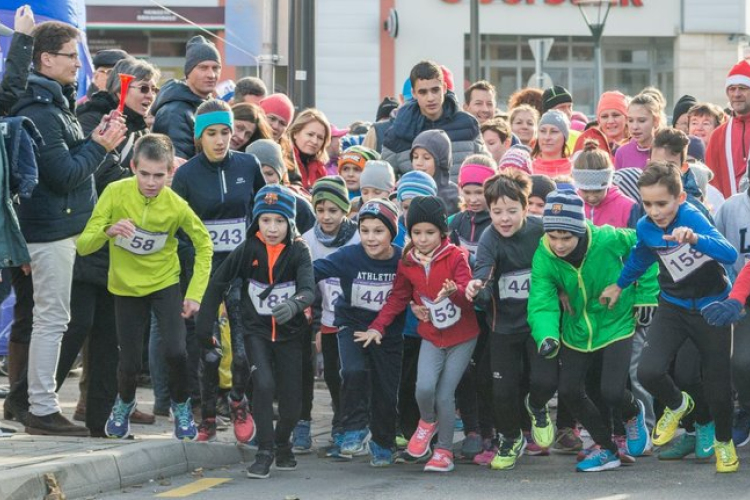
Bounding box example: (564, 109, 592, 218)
(313, 218, 358, 248)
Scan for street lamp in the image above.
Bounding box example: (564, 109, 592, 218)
(574, 0, 614, 101)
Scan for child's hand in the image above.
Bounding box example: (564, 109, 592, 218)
(182, 299, 200, 318)
(410, 302, 430, 322)
(663, 227, 697, 245)
(354, 329, 382, 347)
(271, 301, 299, 324)
(436, 279, 457, 301)
(106, 218, 136, 239)
(701, 299, 745, 326)
(599, 284, 622, 309)
(465, 279, 483, 302)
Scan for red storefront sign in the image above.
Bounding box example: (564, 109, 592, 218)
(442, 0, 643, 5)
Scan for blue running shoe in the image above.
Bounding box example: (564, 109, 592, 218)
(292, 420, 312, 454)
(576, 448, 621, 472)
(625, 399, 651, 456)
(733, 408, 750, 448)
(695, 421, 715, 461)
(325, 433, 349, 459)
(340, 428, 371, 456)
(369, 440, 394, 467)
(105, 396, 136, 439)
(171, 399, 198, 441)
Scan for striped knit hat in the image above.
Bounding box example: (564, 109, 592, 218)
(499, 146, 533, 174)
(543, 190, 586, 237)
(358, 199, 399, 240)
(338, 145, 380, 172)
(312, 176, 351, 212)
(397, 171, 438, 202)
(252, 184, 297, 229)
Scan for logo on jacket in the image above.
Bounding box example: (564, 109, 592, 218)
(264, 192, 279, 205)
(551, 203, 563, 214)
(236, 177, 246, 185)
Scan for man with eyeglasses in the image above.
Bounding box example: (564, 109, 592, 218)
(8, 21, 126, 436)
(77, 48, 128, 106)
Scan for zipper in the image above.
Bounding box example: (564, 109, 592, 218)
(551, 235, 594, 349)
(470, 213, 476, 242)
(270, 252, 276, 342)
(142, 197, 151, 227)
(219, 170, 227, 203)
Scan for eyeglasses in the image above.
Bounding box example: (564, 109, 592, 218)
(49, 51, 79, 61)
(129, 84, 160, 95)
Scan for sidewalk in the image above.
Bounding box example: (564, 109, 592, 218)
(0, 375, 335, 500)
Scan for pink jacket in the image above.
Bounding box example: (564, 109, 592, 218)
(582, 185, 635, 229)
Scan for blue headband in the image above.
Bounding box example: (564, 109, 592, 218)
(194, 111, 234, 139)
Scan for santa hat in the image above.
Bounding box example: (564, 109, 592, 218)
(726, 60, 750, 89)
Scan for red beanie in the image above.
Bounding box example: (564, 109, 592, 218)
(726, 60, 750, 89)
(260, 93, 295, 124)
(596, 91, 628, 120)
(458, 163, 496, 187)
(441, 65, 455, 92)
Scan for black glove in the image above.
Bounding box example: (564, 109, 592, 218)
(272, 300, 300, 325)
(203, 343, 223, 364)
(538, 338, 560, 359)
(636, 306, 656, 327)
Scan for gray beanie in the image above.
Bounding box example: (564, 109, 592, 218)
(360, 160, 396, 192)
(539, 110, 570, 142)
(184, 36, 221, 76)
(411, 129, 452, 173)
(246, 139, 285, 180)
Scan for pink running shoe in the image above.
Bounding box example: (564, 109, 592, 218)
(424, 448, 454, 472)
(613, 435, 636, 465)
(230, 398, 256, 444)
(473, 447, 497, 466)
(407, 419, 438, 458)
(524, 431, 550, 456)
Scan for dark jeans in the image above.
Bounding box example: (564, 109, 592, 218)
(559, 337, 638, 454)
(337, 326, 403, 449)
(55, 280, 118, 432)
(456, 324, 494, 438)
(321, 331, 343, 435)
(299, 326, 315, 421)
(10, 266, 33, 344)
(398, 335, 422, 438)
(732, 313, 750, 413)
(114, 284, 189, 404)
(638, 300, 733, 442)
(246, 334, 302, 452)
(491, 332, 558, 439)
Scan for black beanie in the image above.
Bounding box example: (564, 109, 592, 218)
(406, 196, 448, 234)
(530, 174, 557, 202)
(542, 85, 573, 113)
(376, 97, 398, 121)
(672, 94, 697, 127)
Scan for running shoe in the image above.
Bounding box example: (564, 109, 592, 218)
(216, 393, 230, 419)
(171, 399, 198, 441)
(275, 445, 297, 471)
(461, 431, 483, 459)
(576, 447, 621, 472)
(732, 408, 750, 448)
(524, 431, 550, 456)
(552, 427, 583, 454)
(652, 391, 694, 446)
(424, 448, 455, 472)
(196, 417, 217, 442)
(340, 428, 371, 456)
(624, 399, 651, 456)
(395, 433, 409, 449)
(473, 439, 497, 466)
(525, 395, 554, 448)
(230, 397, 256, 444)
(613, 435, 635, 465)
(694, 421, 716, 461)
(491, 434, 526, 470)
(324, 433, 348, 459)
(105, 396, 136, 439)
(657, 433, 696, 460)
(715, 439, 739, 473)
(577, 444, 598, 463)
(396, 449, 432, 464)
(407, 419, 438, 458)
(369, 440, 394, 467)
(247, 450, 274, 479)
(292, 420, 313, 454)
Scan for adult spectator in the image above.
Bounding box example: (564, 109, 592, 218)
(382, 60, 485, 182)
(259, 92, 294, 142)
(230, 102, 273, 151)
(542, 85, 580, 151)
(78, 49, 128, 104)
(463, 80, 496, 125)
(10, 21, 126, 436)
(508, 87, 544, 116)
(233, 76, 267, 105)
(671, 94, 697, 133)
(152, 35, 221, 160)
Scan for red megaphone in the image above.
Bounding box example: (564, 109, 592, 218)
(116, 73, 135, 114)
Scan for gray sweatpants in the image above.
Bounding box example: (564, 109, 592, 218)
(415, 337, 477, 451)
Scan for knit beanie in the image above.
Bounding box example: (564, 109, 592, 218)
(543, 190, 586, 236)
(360, 160, 396, 192)
(312, 176, 351, 213)
(411, 129, 452, 173)
(572, 167, 614, 191)
(542, 85, 573, 113)
(376, 97, 399, 121)
(397, 171, 438, 202)
(539, 110, 571, 142)
(726, 60, 750, 89)
(260, 93, 295, 124)
(672, 95, 697, 127)
(246, 139, 285, 180)
(338, 145, 381, 172)
(359, 199, 399, 240)
(252, 184, 297, 228)
(499, 146, 533, 174)
(597, 91, 628, 120)
(688, 135, 706, 162)
(458, 163, 496, 187)
(530, 174, 556, 201)
(184, 36, 221, 77)
(406, 196, 448, 235)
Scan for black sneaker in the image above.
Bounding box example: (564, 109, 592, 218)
(247, 450, 274, 479)
(275, 445, 297, 471)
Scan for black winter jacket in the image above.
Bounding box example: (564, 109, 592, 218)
(151, 80, 205, 160)
(0, 33, 33, 116)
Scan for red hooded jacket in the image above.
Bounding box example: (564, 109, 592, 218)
(706, 114, 750, 198)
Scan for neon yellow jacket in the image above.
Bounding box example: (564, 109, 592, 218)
(77, 177, 213, 301)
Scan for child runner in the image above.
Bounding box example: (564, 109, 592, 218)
(481, 118, 512, 165)
(528, 174, 556, 217)
(600, 161, 739, 473)
(614, 93, 664, 170)
(349, 160, 397, 215)
(411, 130, 460, 215)
(313, 199, 404, 466)
(77, 134, 213, 441)
(529, 190, 653, 472)
(196, 184, 316, 479)
(361, 196, 480, 472)
(532, 110, 572, 178)
(338, 145, 381, 200)
(395, 171, 438, 247)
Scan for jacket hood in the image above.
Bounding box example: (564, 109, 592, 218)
(150, 79, 204, 115)
(390, 91, 461, 142)
(12, 73, 75, 115)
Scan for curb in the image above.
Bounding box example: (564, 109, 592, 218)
(0, 440, 247, 500)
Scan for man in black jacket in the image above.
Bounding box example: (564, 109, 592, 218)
(10, 21, 125, 436)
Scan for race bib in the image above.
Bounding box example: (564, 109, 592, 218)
(247, 280, 296, 316)
(114, 226, 168, 255)
(498, 269, 531, 300)
(351, 280, 392, 312)
(205, 218, 245, 252)
(657, 244, 712, 282)
(459, 237, 479, 257)
(422, 296, 461, 329)
(321, 278, 343, 312)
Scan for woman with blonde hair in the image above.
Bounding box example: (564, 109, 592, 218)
(288, 108, 332, 192)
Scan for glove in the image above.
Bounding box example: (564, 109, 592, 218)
(272, 300, 300, 325)
(636, 306, 656, 327)
(701, 299, 746, 327)
(538, 338, 560, 359)
(203, 344, 223, 364)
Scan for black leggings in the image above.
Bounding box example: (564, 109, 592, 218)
(559, 337, 638, 454)
(114, 284, 189, 404)
(321, 332, 343, 435)
(638, 300, 733, 442)
(246, 334, 302, 452)
(299, 328, 315, 422)
(732, 313, 750, 413)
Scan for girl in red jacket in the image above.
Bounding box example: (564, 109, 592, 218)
(357, 196, 480, 473)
